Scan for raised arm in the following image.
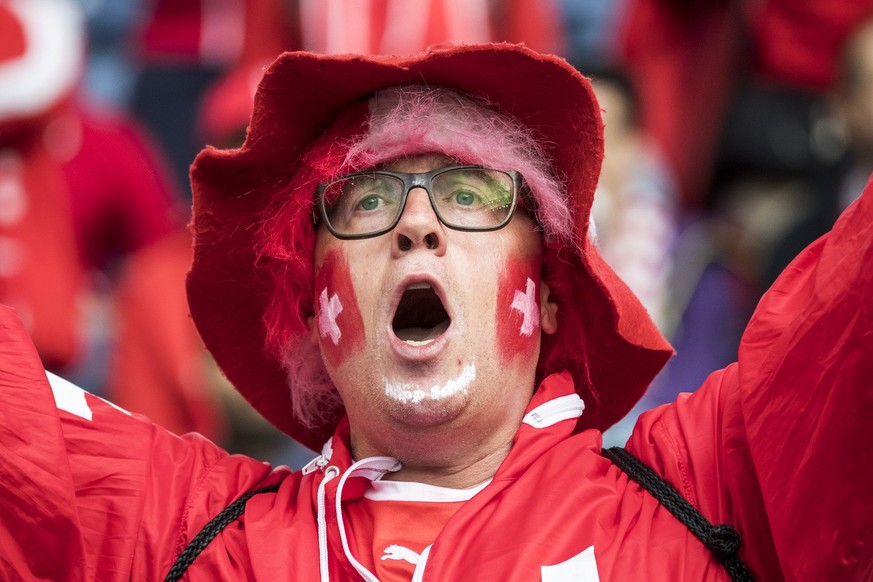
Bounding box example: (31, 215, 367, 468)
(0, 306, 87, 579)
(735, 176, 873, 580)
(628, 178, 873, 580)
(0, 305, 275, 579)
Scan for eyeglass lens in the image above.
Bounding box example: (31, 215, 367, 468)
(322, 167, 515, 236)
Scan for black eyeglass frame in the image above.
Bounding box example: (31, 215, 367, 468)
(313, 165, 537, 240)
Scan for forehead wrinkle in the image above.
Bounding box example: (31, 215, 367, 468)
(377, 153, 459, 173)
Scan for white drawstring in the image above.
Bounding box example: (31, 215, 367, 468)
(317, 465, 341, 582)
(336, 457, 402, 581)
(316, 457, 401, 582)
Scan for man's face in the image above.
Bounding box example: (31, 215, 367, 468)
(310, 154, 557, 462)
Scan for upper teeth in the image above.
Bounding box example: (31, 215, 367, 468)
(407, 282, 432, 290)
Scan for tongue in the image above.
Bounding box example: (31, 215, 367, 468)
(395, 319, 450, 343)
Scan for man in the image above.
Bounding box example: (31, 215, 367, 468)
(1, 44, 871, 581)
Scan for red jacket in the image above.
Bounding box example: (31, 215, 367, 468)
(1, 184, 872, 580)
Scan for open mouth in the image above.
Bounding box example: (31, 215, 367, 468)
(392, 283, 451, 346)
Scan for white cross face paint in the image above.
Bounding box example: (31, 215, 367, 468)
(317, 287, 344, 345)
(510, 277, 539, 336)
(384, 363, 477, 405)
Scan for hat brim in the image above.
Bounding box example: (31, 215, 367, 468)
(187, 43, 674, 451)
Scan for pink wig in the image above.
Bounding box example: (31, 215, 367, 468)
(258, 86, 573, 429)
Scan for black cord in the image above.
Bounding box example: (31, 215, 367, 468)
(164, 483, 280, 582)
(602, 447, 754, 582)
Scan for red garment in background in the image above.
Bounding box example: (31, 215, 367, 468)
(121, 0, 296, 441)
(137, 0, 307, 65)
(109, 230, 225, 440)
(138, 0, 565, 66)
(0, 129, 81, 368)
(198, 0, 567, 151)
(137, 0, 246, 64)
(619, 0, 739, 208)
(58, 106, 181, 270)
(749, 0, 873, 90)
(242, 0, 301, 62)
(619, 0, 873, 207)
(0, 104, 178, 368)
(296, 0, 565, 56)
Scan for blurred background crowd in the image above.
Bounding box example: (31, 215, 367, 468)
(3, 0, 872, 465)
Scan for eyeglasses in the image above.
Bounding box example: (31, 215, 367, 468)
(314, 165, 532, 240)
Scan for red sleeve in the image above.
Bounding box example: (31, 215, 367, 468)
(628, 177, 873, 580)
(0, 305, 273, 579)
(0, 306, 87, 580)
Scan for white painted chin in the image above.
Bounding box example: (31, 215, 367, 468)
(383, 363, 477, 406)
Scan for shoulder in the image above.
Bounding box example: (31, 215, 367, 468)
(0, 304, 291, 578)
(624, 364, 747, 521)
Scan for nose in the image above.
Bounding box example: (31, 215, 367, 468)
(391, 187, 446, 256)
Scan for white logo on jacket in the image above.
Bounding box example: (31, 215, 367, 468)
(541, 546, 600, 582)
(47, 372, 130, 421)
(381, 544, 422, 565)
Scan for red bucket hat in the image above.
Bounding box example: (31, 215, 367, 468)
(187, 43, 674, 451)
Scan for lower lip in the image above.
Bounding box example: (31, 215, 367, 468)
(388, 325, 452, 361)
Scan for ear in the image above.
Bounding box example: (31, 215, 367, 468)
(307, 313, 320, 346)
(539, 281, 558, 335)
